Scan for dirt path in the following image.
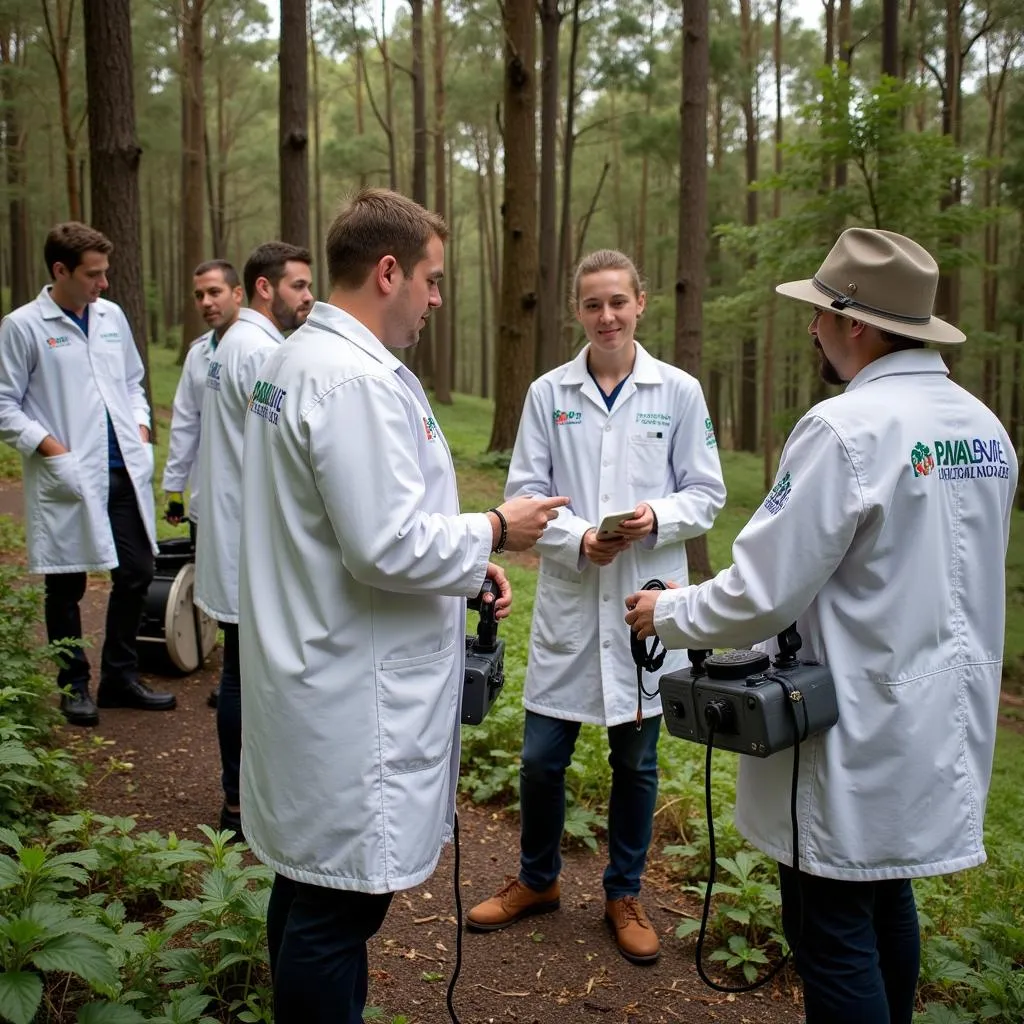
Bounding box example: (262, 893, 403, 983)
(0, 480, 805, 1023)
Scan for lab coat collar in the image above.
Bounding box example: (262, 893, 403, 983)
(560, 340, 663, 386)
(36, 286, 109, 327)
(844, 348, 950, 393)
(237, 307, 286, 344)
(304, 301, 402, 373)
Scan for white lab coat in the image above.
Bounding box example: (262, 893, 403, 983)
(162, 331, 216, 523)
(654, 349, 1019, 881)
(194, 309, 283, 623)
(506, 342, 726, 726)
(0, 287, 156, 573)
(238, 302, 493, 893)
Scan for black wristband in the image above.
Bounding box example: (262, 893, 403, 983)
(487, 507, 507, 554)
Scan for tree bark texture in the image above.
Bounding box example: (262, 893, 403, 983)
(676, 0, 713, 582)
(179, 0, 206, 357)
(279, 0, 309, 248)
(738, 0, 759, 454)
(488, 0, 537, 452)
(432, 0, 451, 404)
(83, 0, 151, 389)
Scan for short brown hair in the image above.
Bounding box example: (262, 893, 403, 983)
(193, 259, 241, 289)
(44, 222, 113, 278)
(572, 249, 644, 309)
(243, 242, 312, 301)
(326, 188, 448, 289)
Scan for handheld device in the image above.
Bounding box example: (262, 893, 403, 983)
(461, 578, 506, 725)
(596, 509, 636, 539)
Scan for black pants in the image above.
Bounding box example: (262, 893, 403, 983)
(267, 874, 394, 1024)
(217, 622, 241, 805)
(778, 864, 920, 1024)
(44, 469, 154, 693)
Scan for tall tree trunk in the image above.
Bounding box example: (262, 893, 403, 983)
(0, 28, 30, 309)
(738, 0, 759, 454)
(83, 0, 151, 405)
(476, 146, 490, 399)
(431, 0, 451, 404)
(488, 0, 537, 452)
(763, 0, 783, 490)
(676, 0, 712, 582)
(310, 0, 325, 298)
(279, 0, 309, 247)
(410, 0, 427, 205)
(179, 1, 206, 358)
(881, 0, 899, 77)
(536, 0, 563, 375)
(936, 0, 962, 328)
(147, 174, 160, 346)
(40, 0, 82, 220)
(557, 0, 582, 362)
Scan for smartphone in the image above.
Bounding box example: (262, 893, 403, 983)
(596, 510, 637, 539)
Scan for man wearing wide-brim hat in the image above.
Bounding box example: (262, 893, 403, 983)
(626, 228, 1018, 1023)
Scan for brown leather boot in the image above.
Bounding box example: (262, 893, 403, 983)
(466, 876, 560, 932)
(605, 895, 660, 964)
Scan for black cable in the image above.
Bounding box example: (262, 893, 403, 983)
(445, 811, 464, 1024)
(630, 579, 668, 729)
(691, 682, 806, 994)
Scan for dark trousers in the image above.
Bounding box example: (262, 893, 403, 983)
(778, 864, 920, 1024)
(216, 622, 241, 806)
(267, 874, 394, 1024)
(44, 469, 154, 693)
(518, 710, 661, 901)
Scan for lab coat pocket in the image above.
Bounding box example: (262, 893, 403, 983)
(532, 576, 583, 653)
(627, 436, 669, 487)
(37, 452, 84, 503)
(378, 637, 459, 775)
(92, 348, 126, 381)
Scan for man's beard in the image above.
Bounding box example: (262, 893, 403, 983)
(272, 292, 306, 332)
(815, 340, 844, 385)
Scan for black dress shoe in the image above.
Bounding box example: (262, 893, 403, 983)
(96, 678, 177, 711)
(60, 690, 99, 727)
(219, 805, 245, 843)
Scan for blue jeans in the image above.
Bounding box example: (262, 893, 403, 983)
(518, 710, 660, 901)
(778, 864, 920, 1024)
(267, 874, 394, 1024)
(216, 622, 241, 806)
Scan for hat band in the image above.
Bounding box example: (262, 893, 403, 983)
(812, 277, 932, 326)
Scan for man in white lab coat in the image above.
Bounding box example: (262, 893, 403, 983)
(626, 228, 1018, 1024)
(162, 259, 243, 539)
(0, 222, 176, 726)
(237, 187, 570, 1024)
(193, 241, 313, 837)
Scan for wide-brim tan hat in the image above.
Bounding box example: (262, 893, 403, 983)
(776, 227, 965, 345)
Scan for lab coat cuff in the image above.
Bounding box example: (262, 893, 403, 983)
(162, 471, 188, 493)
(653, 589, 692, 649)
(17, 422, 50, 458)
(642, 497, 675, 547)
(466, 512, 495, 590)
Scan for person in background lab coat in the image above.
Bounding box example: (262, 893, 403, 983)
(238, 188, 569, 1024)
(0, 222, 176, 727)
(467, 250, 726, 965)
(193, 241, 313, 839)
(162, 259, 243, 541)
(626, 229, 1018, 1024)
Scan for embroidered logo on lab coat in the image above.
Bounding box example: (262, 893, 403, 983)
(763, 471, 792, 516)
(553, 409, 582, 426)
(46, 336, 71, 349)
(423, 415, 440, 441)
(910, 442, 935, 477)
(704, 417, 718, 449)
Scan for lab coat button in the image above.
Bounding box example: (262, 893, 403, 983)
(602, 639, 611, 648)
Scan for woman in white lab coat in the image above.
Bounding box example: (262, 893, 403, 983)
(467, 250, 726, 964)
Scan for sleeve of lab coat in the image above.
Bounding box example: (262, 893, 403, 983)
(504, 380, 591, 571)
(643, 378, 726, 548)
(0, 316, 50, 456)
(653, 413, 864, 650)
(306, 373, 492, 597)
(162, 341, 204, 492)
(120, 310, 151, 430)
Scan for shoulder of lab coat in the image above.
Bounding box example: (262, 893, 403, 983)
(300, 309, 491, 595)
(634, 348, 726, 549)
(654, 409, 863, 650)
(505, 362, 591, 572)
(162, 333, 213, 493)
(0, 296, 50, 456)
(236, 307, 286, 345)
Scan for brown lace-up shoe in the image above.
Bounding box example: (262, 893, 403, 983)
(605, 896, 660, 964)
(466, 876, 560, 932)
